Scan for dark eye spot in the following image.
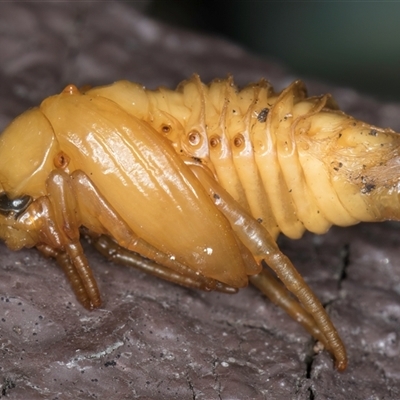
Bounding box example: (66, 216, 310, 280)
(233, 134, 244, 148)
(188, 130, 201, 146)
(161, 124, 171, 134)
(209, 136, 220, 148)
(54, 152, 70, 169)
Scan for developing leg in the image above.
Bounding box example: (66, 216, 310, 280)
(88, 234, 237, 294)
(250, 267, 328, 349)
(37, 244, 93, 309)
(46, 170, 101, 308)
(190, 164, 347, 371)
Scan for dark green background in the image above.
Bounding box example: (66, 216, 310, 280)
(148, 1, 400, 101)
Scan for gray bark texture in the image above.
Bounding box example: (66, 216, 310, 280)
(0, 2, 399, 399)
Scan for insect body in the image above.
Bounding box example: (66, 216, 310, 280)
(1, 75, 399, 371)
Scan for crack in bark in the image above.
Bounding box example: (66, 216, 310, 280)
(186, 375, 196, 400)
(212, 359, 223, 400)
(305, 352, 314, 379)
(337, 243, 350, 289)
(307, 385, 315, 400)
(1, 377, 16, 397)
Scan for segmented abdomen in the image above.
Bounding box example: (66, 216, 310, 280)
(87, 76, 400, 240)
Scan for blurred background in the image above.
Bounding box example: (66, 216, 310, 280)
(147, 1, 400, 101)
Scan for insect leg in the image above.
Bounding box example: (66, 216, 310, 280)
(46, 170, 101, 309)
(88, 234, 237, 294)
(36, 244, 92, 309)
(190, 164, 347, 371)
(70, 170, 234, 293)
(250, 266, 328, 349)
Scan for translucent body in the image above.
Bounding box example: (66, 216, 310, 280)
(1, 76, 400, 370)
